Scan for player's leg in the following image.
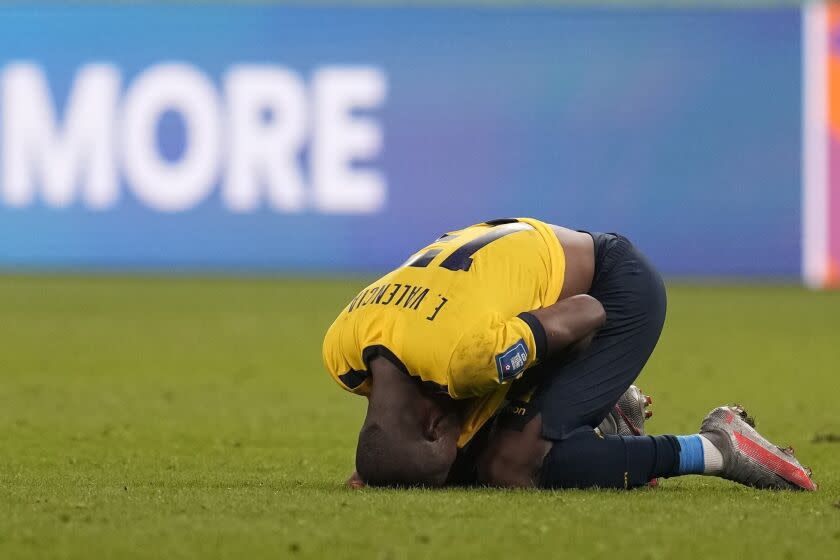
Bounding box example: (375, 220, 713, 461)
(478, 411, 682, 489)
(478, 385, 817, 490)
(486, 404, 815, 491)
(523, 232, 667, 442)
(478, 234, 816, 490)
(478, 380, 817, 490)
(479, 232, 670, 487)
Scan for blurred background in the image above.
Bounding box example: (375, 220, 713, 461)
(3, 3, 840, 558)
(0, 0, 836, 285)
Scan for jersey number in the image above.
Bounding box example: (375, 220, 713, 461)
(405, 221, 532, 272)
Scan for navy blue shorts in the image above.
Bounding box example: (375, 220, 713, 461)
(508, 232, 667, 441)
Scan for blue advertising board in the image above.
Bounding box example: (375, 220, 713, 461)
(0, 5, 801, 275)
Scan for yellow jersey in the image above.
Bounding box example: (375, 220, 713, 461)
(322, 218, 565, 447)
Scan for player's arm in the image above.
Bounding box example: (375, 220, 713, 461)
(447, 295, 605, 398)
(521, 294, 605, 361)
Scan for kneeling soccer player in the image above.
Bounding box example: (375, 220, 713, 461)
(322, 218, 816, 491)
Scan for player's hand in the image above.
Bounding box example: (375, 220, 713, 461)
(346, 471, 366, 489)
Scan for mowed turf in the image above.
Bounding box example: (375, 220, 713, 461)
(0, 276, 838, 560)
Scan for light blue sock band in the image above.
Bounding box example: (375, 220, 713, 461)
(676, 435, 705, 474)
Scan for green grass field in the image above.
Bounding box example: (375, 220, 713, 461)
(1, 276, 839, 559)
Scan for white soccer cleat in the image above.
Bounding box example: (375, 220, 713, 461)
(700, 405, 816, 491)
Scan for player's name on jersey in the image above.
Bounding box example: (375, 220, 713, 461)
(346, 283, 449, 321)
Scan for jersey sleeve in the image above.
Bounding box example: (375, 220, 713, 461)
(446, 311, 547, 399)
(322, 318, 372, 396)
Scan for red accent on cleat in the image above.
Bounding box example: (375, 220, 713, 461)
(734, 432, 817, 491)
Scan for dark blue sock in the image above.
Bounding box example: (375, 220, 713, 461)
(539, 430, 682, 489)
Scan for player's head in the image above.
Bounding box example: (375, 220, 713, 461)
(355, 358, 460, 487)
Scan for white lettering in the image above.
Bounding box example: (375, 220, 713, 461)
(311, 67, 387, 214)
(1, 63, 120, 209)
(121, 63, 221, 212)
(0, 62, 388, 215)
(223, 66, 307, 213)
